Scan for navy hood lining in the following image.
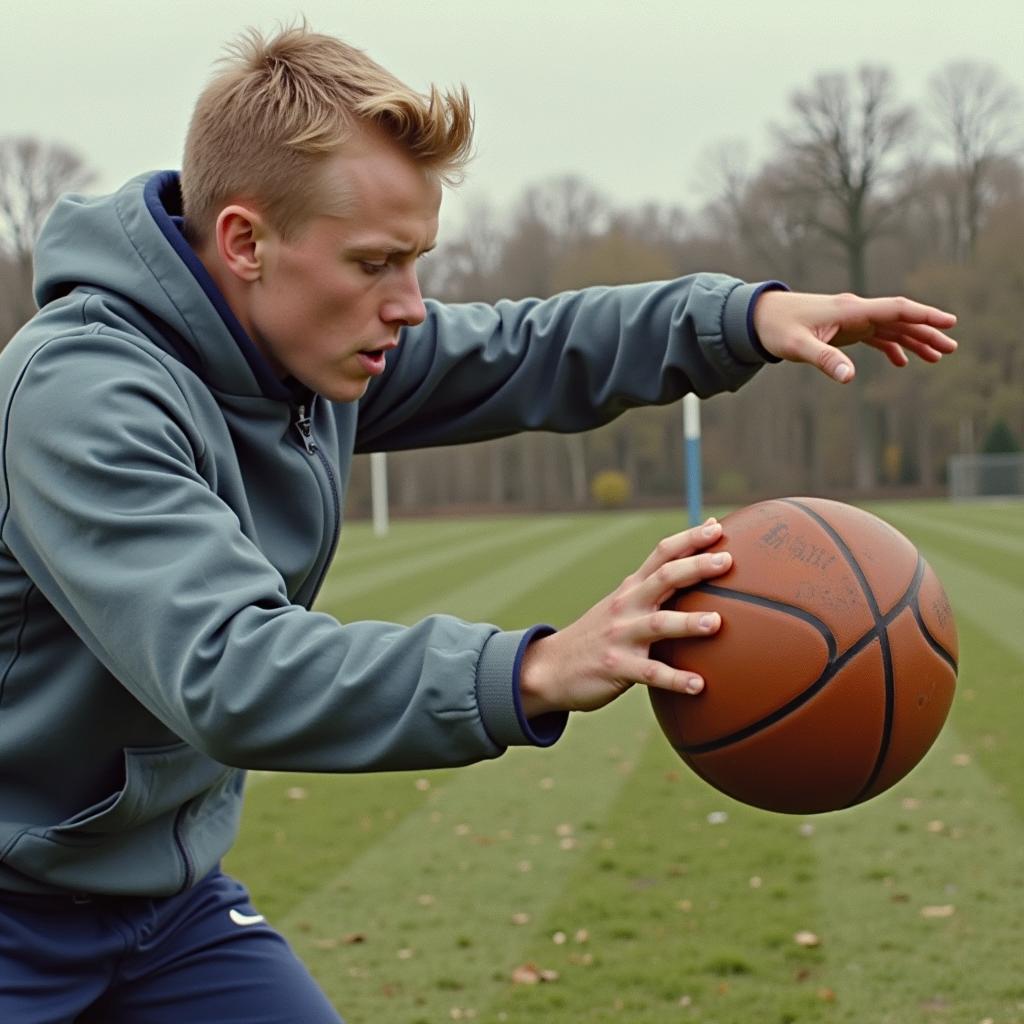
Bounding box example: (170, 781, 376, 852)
(143, 172, 291, 402)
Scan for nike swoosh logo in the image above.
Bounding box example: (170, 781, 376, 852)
(229, 909, 266, 927)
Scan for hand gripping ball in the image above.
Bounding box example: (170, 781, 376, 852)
(652, 498, 958, 814)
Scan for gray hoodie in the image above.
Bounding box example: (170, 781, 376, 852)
(0, 171, 775, 896)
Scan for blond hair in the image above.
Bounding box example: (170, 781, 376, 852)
(181, 24, 473, 241)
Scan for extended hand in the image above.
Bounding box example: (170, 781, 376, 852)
(518, 520, 731, 717)
(753, 291, 958, 383)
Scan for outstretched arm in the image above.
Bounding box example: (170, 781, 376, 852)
(753, 291, 958, 383)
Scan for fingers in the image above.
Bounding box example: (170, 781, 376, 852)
(872, 322, 958, 358)
(634, 548, 732, 607)
(634, 656, 707, 696)
(630, 518, 723, 582)
(855, 295, 957, 329)
(795, 315, 957, 382)
(641, 607, 721, 643)
(614, 607, 724, 696)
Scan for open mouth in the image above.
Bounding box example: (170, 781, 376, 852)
(357, 348, 389, 376)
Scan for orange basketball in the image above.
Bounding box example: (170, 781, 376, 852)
(651, 497, 958, 814)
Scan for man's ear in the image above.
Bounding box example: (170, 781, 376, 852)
(214, 205, 268, 283)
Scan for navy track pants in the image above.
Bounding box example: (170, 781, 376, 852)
(0, 869, 343, 1023)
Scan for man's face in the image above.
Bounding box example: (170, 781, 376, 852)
(245, 135, 442, 402)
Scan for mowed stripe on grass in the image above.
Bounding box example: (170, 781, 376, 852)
(813, 499, 1024, 1022)
(315, 515, 571, 613)
(275, 513, 666, 1021)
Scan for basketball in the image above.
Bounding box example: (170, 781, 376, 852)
(651, 497, 958, 814)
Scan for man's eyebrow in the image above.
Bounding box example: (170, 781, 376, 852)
(348, 241, 437, 257)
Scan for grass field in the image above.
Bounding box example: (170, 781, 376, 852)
(225, 500, 1024, 1024)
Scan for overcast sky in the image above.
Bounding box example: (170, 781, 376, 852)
(3, 0, 1022, 239)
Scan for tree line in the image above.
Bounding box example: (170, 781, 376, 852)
(2, 60, 1021, 517)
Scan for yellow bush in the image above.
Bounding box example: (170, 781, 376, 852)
(590, 470, 632, 508)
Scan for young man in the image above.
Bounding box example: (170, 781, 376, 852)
(0, 25, 956, 1023)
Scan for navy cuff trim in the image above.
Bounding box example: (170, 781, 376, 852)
(746, 280, 789, 363)
(512, 625, 567, 747)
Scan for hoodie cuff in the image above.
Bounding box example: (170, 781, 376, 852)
(476, 626, 568, 749)
(723, 280, 789, 365)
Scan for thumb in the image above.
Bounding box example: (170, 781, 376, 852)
(788, 330, 856, 383)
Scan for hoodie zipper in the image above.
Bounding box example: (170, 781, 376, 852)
(293, 401, 342, 603)
(294, 404, 317, 454)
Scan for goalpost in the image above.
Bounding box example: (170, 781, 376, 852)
(947, 453, 1024, 500)
(370, 451, 390, 536)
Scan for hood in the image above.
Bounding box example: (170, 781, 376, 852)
(33, 171, 289, 400)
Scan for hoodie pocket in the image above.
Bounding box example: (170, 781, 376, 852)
(6, 741, 229, 850)
(1, 741, 235, 895)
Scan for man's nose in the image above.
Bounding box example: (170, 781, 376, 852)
(381, 266, 427, 328)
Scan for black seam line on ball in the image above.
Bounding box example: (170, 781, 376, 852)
(782, 500, 898, 806)
(909, 597, 958, 673)
(675, 552, 925, 759)
(690, 583, 838, 657)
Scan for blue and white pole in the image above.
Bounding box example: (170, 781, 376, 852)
(683, 393, 702, 527)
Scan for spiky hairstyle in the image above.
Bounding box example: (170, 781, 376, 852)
(182, 24, 473, 240)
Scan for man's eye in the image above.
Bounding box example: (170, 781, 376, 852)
(361, 261, 387, 275)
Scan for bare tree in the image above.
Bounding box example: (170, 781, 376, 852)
(422, 196, 507, 302)
(774, 66, 916, 295)
(0, 136, 94, 337)
(929, 61, 1022, 260)
(702, 147, 820, 287)
(772, 67, 917, 492)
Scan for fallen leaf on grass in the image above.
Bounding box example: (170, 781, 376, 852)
(817, 987, 837, 1002)
(794, 930, 821, 948)
(285, 787, 307, 801)
(510, 912, 531, 926)
(511, 962, 559, 984)
(920, 905, 956, 919)
(344, 933, 367, 944)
